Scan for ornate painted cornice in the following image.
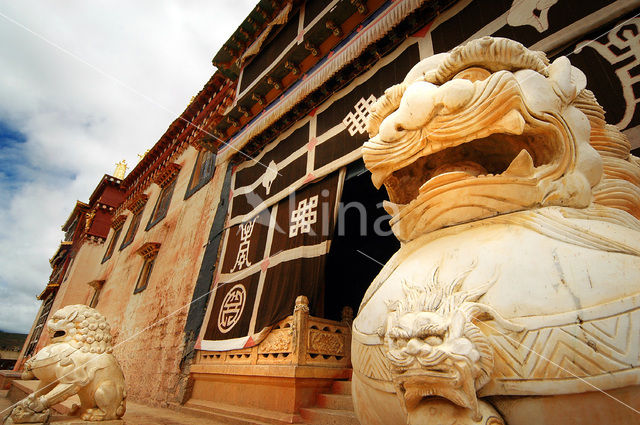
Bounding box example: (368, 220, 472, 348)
(111, 214, 127, 230)
(136, 242, 161, 259)
(153, 163, 182, 188)
(87, 279, 105, 290)
(125, 194, 149, 214)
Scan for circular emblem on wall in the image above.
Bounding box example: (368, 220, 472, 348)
(217, 284, 247, 333)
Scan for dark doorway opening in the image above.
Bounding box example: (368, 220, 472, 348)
(324, 160, 400, 321)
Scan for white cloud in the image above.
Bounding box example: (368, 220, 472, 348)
(0, 0, 256, 333)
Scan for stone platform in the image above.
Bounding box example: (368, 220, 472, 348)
(188, 363, 352, 424)
(0, 372, 21, 391)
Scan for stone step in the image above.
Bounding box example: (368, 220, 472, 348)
(7, 380, 77, 415)
(299, 407, 360, 425)
(180, 399, 302, 425)
(331, 380, 352, 395)
(0, 370, 22, 390)
(178, 404, 272, 425)
(316, 393, 354, 411)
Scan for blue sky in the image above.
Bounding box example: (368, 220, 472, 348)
(0, 121, 27, 195)
(0, 0, 256, 333)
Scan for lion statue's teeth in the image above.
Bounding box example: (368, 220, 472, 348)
(503, 149, 535, 177)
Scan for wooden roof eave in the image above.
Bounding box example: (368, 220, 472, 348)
(61, 201, 90, 231)
(49, 241, 73, 265)
(214, 0, 451, 163)
(209, 0, 382, 148)
(116, 72, 229, 209)
(121, 73, 226, 190)
(212, 0, 293, 77)
(37, 283, 60, 301)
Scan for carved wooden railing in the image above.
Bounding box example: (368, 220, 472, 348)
(196, 296, 352, 368)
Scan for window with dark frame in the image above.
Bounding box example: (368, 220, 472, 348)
(133, 242, 160, 294)
(134, 257, 155, 294)
(89, 287, 102, 307)
(185, 149, 215, 199)
(146, 178, 177, 230)
(120, 209, 144, 251)
(102, 227, 122, 263)
(62, 255, 75, 282)
(50, 264, 64, 284)
(89, 289, 100, 308)
(64, 216, 78, 242)
(24, 294, 54, 357)
(88, 280, 104, 308)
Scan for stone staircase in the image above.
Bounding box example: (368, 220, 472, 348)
(300, 379, 360, 425)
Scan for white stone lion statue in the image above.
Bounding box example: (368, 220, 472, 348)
(4, 305, 126, 423)
(352, 37, 640, 425)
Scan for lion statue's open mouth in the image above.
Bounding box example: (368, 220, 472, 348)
(363, 37, 609, 242)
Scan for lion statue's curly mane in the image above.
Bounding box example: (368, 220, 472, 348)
(49, 304, 115, 355)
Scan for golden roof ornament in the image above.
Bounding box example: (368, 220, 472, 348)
(84, 209, 96, 232)
(114, 160, 127, 180)
(137, 149, 151, 162)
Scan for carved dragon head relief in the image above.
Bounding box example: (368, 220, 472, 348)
(382, 265, 521, 420)
(362, 37, 640, 242)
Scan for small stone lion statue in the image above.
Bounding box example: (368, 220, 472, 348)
(4, 305, 126, 423)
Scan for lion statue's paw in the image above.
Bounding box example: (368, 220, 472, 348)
(81, 408, 108, 422)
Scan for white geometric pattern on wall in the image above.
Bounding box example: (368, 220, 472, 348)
(343, 95, 377, 136)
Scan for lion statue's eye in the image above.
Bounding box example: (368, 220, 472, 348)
(453, 67, 491, 82)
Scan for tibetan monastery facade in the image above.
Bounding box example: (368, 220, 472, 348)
(14, 0, 640, 423)
(14, 71, 235, 405)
